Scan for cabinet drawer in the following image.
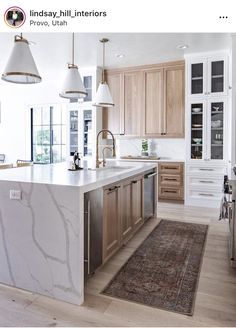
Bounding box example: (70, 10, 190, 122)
(159, 162, 183, 174)
(187, 164, 227, 175)
(187, 189, 222, 201)
(158, 186, 183, 200)
(159, 174, 183, 187)
(187, 176, 222, 189)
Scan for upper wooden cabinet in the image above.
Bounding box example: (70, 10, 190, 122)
(123, 71, 142, 136)
(103, 72, 123, 135)
(103, 60, 185, 138)
(164, 65, 185, 137)
(143, 68, 164, 136)
(103, 70, 142, 137)
(143, 63, 184, 138)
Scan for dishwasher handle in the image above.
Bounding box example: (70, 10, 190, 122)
(144, 172, 157, 179)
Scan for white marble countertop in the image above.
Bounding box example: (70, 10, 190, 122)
(0, 161, 156, 192)
(108, 157, 185, 163)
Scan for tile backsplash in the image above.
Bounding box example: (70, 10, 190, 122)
(116, 138, 186, 159)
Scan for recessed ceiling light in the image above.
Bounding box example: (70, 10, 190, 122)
(115, 54, 125, 58)
(177, 44, 189, 50)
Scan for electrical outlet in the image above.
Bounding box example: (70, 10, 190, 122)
(9, 190, 22, 200)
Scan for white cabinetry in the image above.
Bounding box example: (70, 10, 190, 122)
(187, 53, 229, 98)
(185, 52, 231, 208)
(186, 98, 228, 162)
(66, 67, 102, 159)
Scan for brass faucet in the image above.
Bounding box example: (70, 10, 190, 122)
(96, 129, 116, 168)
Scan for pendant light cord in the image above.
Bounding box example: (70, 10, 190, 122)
(72, 32, 74, 65)
(102, 41, 105, 83)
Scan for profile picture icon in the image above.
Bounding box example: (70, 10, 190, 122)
(4, 6, 26, 28)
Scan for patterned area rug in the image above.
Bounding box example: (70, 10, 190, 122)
(102, 219, 208, 315)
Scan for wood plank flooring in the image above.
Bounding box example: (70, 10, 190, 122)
(0, 202, 236, 327)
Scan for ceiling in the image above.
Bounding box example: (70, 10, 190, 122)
(0, 33, 231, 73)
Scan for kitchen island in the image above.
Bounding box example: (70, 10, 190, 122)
(0, 161, 156, 305)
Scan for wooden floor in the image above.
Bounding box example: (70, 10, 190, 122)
(0, 202, 236, 327)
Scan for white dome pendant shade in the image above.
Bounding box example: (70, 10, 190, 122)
(93, 82, 114, 107)
(2, 34, 41, 84)
(93, 38, 114, 108)
(59, 64, 87, 99)
(60, 33, 87, 100)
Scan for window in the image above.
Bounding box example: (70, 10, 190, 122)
(31, 105, 66, 164)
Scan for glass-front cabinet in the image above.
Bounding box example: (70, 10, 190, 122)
(69, 110, 78, 155)
(188, 55, 228, 97)
(189, 99, 226, 162)
(208, 100, 225, 160)
(210, 60, 225, 94)
(68, 107, 93, 158)
(191, 62, 205, 96)
(190, 102, 204, 159)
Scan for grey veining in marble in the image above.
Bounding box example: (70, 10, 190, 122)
(0, 181, 83, 305)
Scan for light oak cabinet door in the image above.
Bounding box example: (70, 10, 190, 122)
(123, 71, 142, 136)
(103, 73, 124, 135)
(104, 61, 184, 138)
(164, 66, 185, 137)
(121, 179, 133, 242)
(143, 68, 164, 136)
(103, 185, 121, 263)
(131, 175, 144, 231)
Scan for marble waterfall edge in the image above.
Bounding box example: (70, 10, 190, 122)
(0, 181, 84, 305)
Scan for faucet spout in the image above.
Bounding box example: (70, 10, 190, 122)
(96, 129, 116, 168)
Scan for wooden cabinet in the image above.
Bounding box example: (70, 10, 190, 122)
(164, 66, 185, 137)
(103, 60, 184, 138)
(103, 174, 144, 261)
(104, 70, 142, 137)
(103, 184, 121, 262)
(121, 175, 144, 243)
(143, 68, 164, 136)
(131, 175, 144, 231)
(143, 64, 184, 137)
(103, 72, 124, 135)
(123, 71, 142, 136)
(121, 179, 133, 242)
(158, 162, 184, 202)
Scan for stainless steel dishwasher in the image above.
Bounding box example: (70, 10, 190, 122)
(144, 169, 157, 220)
(84, 189, 103, 279)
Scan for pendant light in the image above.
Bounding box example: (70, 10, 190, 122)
(59, 33, 87, 100)
(93, 38, 114, 108)
(2, 34, 41, 84)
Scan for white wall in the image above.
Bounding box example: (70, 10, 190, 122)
(116, 138, 186, 160)
(0, 76, 67, 163)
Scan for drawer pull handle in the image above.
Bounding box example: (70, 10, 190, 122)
(199, 168, 214, 171)
(199, 193, 214, 197)
(164, 190, 178, 194)
(108, 186, 120, 192)
(164, 178, 178, 181)
(199, 180, 214, 183)
(163, 167, 178, 170)
(132, 180, 138, 184)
